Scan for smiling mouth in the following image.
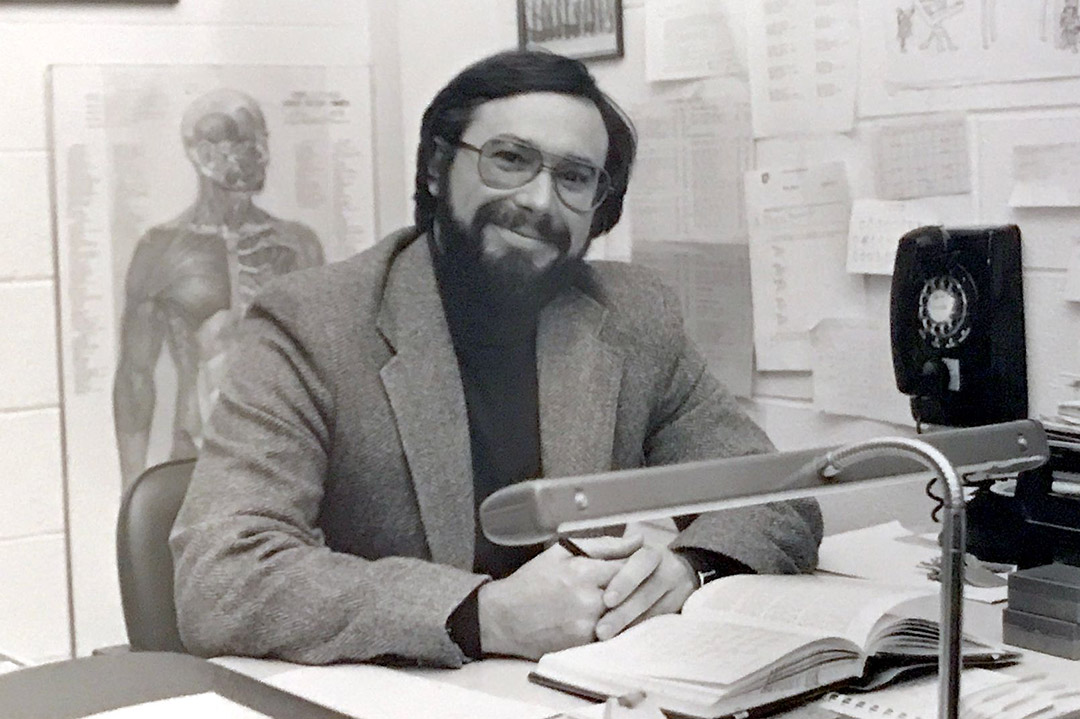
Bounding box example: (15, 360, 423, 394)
(492, 225, 551, 248)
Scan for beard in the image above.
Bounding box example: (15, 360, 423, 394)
(432, 182, 586, 312)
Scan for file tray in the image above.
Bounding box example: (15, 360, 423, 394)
(1002, 607, 1080, 660)
(1007, 563, 1080, 623)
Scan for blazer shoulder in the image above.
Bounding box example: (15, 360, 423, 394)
(584, 260, 683, 339)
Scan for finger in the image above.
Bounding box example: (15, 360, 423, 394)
(571, 556, 627, 588)
(595, 575, 669, 640)
(567, 533, 644, 560)
(602, 546, 661, 608)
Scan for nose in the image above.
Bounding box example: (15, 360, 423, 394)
(512, 166, 558, 212)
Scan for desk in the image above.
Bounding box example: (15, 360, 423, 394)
(0, 599, 1073, 719)
(212, 595, 1078, 719)
(0, 652, 352, 719)
(214, 588, 1078, 719)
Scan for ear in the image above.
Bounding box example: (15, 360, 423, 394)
(427, 138, 451, 196)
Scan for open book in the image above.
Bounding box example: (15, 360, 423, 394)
(530, 574, 1018, 719)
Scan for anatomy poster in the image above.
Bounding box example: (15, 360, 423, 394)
(50, 64, 375, 653)
(882, 0, 1080, 88)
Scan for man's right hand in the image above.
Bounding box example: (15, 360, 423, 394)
(477, 535, 642, 659)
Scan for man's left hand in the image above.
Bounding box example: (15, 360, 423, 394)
(569, 534, 697, 641)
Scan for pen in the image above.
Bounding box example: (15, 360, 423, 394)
(559, 536, 591, 557)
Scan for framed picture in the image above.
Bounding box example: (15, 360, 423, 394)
(518, 0, 624, 61)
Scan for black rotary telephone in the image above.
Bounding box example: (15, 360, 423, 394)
(890, 225, 1030, 563)
(890, 224, 1027, 428)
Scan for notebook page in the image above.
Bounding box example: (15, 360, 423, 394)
(267, 663, 558, 719)
(540, 614, 833, 686)
(682, 574, 932, 647)
(84, 693, 273, 719)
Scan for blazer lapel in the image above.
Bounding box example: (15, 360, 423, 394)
(377, 238, 474, 570)
(537, 286, 623, 478)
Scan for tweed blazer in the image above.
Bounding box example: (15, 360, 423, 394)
(170, 227, 822, 668)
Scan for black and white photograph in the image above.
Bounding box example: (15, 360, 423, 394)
(518, 0, 623, 60)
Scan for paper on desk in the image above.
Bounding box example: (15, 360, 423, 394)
(818, 521, 1008, 604)
(267, 664, 558, 719)
(83, 692, 272, 718)
(814, 668, 1010, 719)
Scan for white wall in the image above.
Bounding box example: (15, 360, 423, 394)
(0, 0, 406, 661)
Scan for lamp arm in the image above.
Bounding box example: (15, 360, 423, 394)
(820, 437, 963, 719)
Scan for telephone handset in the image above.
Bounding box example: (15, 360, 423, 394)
(890, 225, 1027, 427)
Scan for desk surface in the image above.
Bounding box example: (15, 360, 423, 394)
(0, 652, 353, 719)
(1, 598, 1074, 719)
(217, 593, 1080, 719)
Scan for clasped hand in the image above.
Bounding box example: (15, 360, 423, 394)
(477, 533, 697, 660)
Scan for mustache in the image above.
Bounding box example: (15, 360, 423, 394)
(473, 201, 572, 254)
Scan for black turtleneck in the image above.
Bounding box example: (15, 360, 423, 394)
(430, 233, 552, 658)
(429, 234, 548, 580)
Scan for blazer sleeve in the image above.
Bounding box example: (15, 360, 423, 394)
(169, 291, 485, 668)
(641, 281, 824, 574)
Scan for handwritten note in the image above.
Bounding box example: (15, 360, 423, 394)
(1009, 142, 1080, 208)
(1064, 241, 1080, 303)
(846, 199, 939, 275)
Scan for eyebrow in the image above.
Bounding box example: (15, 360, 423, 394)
(497, 134, 603, 168)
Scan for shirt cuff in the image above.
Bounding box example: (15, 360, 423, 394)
(675, 547, 755, 587)
(446, 587, 483, 660)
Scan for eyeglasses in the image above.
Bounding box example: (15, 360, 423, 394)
(455, 137, 611, 213)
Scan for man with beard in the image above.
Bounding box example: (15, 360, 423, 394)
(171, 51, 822, 667)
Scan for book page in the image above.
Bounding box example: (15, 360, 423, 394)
(682, 574, 932, 648)
(539, 614, 834, 687)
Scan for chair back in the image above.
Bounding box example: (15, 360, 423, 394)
(116, 458, 196, 652)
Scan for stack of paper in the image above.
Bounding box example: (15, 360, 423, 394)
(817, 521, 1008, 604)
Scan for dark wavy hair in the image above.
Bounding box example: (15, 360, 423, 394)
(414, 50, 636, 239)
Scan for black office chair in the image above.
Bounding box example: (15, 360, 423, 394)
(116, 458, 196, 653)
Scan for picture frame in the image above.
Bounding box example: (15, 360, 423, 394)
(517, 0, 624, 61)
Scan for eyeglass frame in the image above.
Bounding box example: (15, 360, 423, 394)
(452, 137, 612, 213)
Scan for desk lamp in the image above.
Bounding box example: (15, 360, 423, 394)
(480, 420, 1049, 719)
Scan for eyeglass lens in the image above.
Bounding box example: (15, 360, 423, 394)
(476, 138, 610, 211)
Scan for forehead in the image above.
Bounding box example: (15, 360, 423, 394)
(462, 92, 608, 165)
